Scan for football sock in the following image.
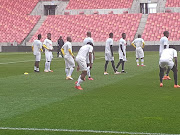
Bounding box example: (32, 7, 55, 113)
(69, 67, 74, 77)
(136, 59, 139, 65)
(105, 61, 109, 72)
(45, 62, 48, 70)
(34, 66, 37, 71)
(166, 68, 170, 76)
(122, 61, 125, 71)
(65, 68, 69, 77)
(111, 61, 116, 72)
(36, 68, 39, 72)
(141, 59, 144, 65)
(77, 75, 83, 86)
(159, 66, 164, 83)
(48, 62, 51, 71)
(87, 66, 91, 78)
(172, 66, 177, 85)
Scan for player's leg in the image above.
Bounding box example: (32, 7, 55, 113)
(48, 52, 53, 72)
(163, 68, 171, 80)
(116, 59, 122, 70)
(35, 53, 41, 72)
(121, 60, 126, 73)
(136, 49, 139, 66)
(67, 57, 75, 80)
(57, 46, 59, 57)
(44, 53, 49, 72)
(159, 66, 164, 87)
(141, 58, 144, 66)
(104, 53, 109, 74)
(87, 54, 93, 80)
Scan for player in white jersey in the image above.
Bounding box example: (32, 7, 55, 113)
(104, 33, 120, 75)
(159, 45, 180, 88)
(75, 42, 93, 90)
(160, 31, 171, 80)
(116, 33, 127, 73)
(131, 34, 145, 66)
(61, 37, 75, 80)
(32, 34, 43, 72)
(83, 32, 94, 80)
(43, 33, 54, 72)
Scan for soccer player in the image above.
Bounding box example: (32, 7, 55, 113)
(43, 33, 54, 72)
(32, 34, 43, 72)
(75, 42, 93, 90)
(83, 32, 94, 80)
(104, 33, 120, 75)
(61, 37, 75, 80)
(116, 33, 127, 73)
(57, 36, 64, 58)
(160, 31, 171, 80)
(131, 34, 145, 66)
(159, 45, 180, 88)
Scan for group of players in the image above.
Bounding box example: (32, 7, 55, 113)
(32, 30, 180, 90)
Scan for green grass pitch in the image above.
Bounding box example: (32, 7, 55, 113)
(0, 51, 180, 135)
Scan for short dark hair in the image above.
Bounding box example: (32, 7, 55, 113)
(122, 33, 126, 37)
(138, 34, 141, 38)
(38, 34, 41, 40)
(163, 31, 169, 36)
(109, 33, 113, 37)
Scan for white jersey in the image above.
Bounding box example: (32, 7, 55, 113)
(43, 38, 53, 53)
(83, 37, 94, 45)
(119, 38, 126, 54)
(132, 38, 145, 49)
(105, 38, 113, 54)
(160, 48, 177, 61)
(159, 36, 169, 55)
(62, 41, 72, 56)
(76, 45, 93, 60)
(32, 40, 42, 55)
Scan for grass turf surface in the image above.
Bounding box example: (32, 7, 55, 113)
(0, 51, 180, 135)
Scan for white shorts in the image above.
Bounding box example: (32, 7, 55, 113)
(105, 53, 114, 61)
(86, 53, 93, 64)
(159, 59, 174, 69)
(119, 52, 126, 61)
(64, 55, 75, 69)
(45, 52, 53, 62)
(34, 53, 41, 61)
(76, 56, 87, 71)
(136, 48, 144, 58)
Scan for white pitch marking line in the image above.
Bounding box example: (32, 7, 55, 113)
(0, 127, 179, 135)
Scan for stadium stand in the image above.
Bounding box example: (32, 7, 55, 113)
(0, 0, 40, 43)
(66, 0, 133, 10)
(142, 13, 180, 41)
(30, 14, 142, 42)
(166, 0, 180, 7)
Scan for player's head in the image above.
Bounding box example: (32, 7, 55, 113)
(67, 36, 72, 42)
(169, 45, 176, 49)
(59, 36, 62, 39)
(138, 34, 141, 38)
(122, 33, 126, 39)
(38, 34, 41, 40)
(87, 32, 91, 37)
(163, 31, 169, 38)
(109, 33, 113, 38)
(87, 42, 93, 46)
(47, 33, 51, 40)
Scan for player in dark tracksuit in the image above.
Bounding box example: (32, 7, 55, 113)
(57, 36, 64, 57)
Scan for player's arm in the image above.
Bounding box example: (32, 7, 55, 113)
(68, 49, 74, 58)
(43, 44, 49, 50)
(110, 45, 113, 57)
(131, 41, 136, 48)
(142, 42, 145, 48)
(120, 44, 125, 56)
(61, 48, 65, 56)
